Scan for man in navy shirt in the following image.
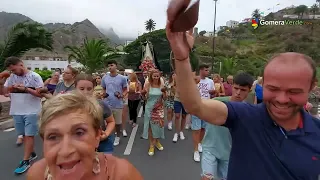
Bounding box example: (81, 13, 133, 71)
(166, 24, 320, 179)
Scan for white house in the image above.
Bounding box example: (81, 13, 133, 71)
(22, 57, 83, 71)
(204, 31, 214, 37)
(226, 20, 239, 28)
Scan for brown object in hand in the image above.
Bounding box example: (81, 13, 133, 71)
(161, 87, 167, 92)
(167, 0, 200, 32)
(0, 71, 10, 79)
(39, 87, 49, 93)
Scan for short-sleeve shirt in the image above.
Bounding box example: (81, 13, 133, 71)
(198, 78, 214, 99)
(223, 102, 320, 180)
(54, 81, 75, 94)
(101, 74, 127, 109)
(98, 100, 112, 131)
(202, 96, 231, 160)
(5, 71, 43, 115)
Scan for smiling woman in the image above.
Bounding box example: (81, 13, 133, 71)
(26, 92, 143, 180)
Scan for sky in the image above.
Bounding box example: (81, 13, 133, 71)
(0, 0, 316, 38)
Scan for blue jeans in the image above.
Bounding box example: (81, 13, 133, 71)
(191, 115, 206, 130)
(97, 135, 115, 154)
(12, 114, 38, 136)
(201, 150, 229, 180)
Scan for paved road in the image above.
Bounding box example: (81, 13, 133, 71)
(0, 107, 200, 180)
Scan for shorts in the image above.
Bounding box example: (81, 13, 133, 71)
(174, 101, 187, 114)
(165, 99, 174, 109)
(112, 109, 123, 125)
(191, 115, 206, 130)
(97, 134, 115, 154)
(12, 114, 38, 136)
(201, 150, 229, 180)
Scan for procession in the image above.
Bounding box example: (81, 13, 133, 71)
(0, 0, 320, 180)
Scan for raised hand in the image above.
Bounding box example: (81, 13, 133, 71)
(166, 26, 194, 61)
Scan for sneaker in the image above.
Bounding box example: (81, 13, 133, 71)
(168, 121, 172, 130)
(198, 143, 203, 153)
(29, 152, 38, 162)
(148, 146, 155, 156)
(16, 136, 23, 146)
(14, 160, 30, 174)
(122, 130, 127, 137)
(155, 141, 164, 151)
(113, 137, 120, 146)
(179, 131, 185, 140)
(173, 133, 178, 143)
(193, 151, 200, 162)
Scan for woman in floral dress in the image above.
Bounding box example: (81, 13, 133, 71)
(142, 69, 166, 156)
(165, 73, 175, 130)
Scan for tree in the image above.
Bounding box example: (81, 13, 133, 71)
(199, 30, 207, 36)
(310, 4, 319, 35)
(0, 21, 53, 69)
(252, 9, 261, 19)
(145, 19, 156, 32)
(64, 38, 109, 73)
(294, 5, 308, 18)
(317, 0, 320, 10)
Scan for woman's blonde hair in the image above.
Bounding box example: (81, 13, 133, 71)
(39, 91, 102, 138)
(129, 72, 138, 82)
(148, 69, 161, 86)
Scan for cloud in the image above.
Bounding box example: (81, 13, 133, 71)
(0, 0, 315, 38)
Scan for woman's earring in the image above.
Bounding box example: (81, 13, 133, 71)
(92, 151, 100, 174)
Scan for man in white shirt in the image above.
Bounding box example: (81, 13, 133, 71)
(0, 57, 43, 174)
(192, 64, 215, 162)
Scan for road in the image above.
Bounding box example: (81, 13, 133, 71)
(0, 106, 201, 180)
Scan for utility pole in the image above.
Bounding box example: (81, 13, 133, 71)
(212, 0, 218, 72)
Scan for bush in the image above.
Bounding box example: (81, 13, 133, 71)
(34, 69, 52, 81)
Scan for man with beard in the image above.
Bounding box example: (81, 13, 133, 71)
(166, 24, 320, 179)
(0, 57, 43, 174)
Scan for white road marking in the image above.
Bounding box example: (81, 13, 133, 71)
(138, 106, 143, 118)
(124, 124, 139, 155)
(4, 128, 15, 132)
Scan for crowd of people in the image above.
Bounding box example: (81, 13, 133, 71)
(0, 23, 319, 180)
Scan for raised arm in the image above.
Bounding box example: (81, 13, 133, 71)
(166, 25, 227, 125)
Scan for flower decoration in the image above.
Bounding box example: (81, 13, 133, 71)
(139, 58, 156, 72)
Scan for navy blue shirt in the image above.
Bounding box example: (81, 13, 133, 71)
(224, 102, 320, 180)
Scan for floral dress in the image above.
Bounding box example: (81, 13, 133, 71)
(164, 81, 175, 109)
(142, 87, 165, 139)
(308, 87, 320, 116)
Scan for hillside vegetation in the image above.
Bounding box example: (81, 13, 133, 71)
(124, 8, 320, 77)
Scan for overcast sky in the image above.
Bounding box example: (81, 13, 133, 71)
(0, 0, 316, 38)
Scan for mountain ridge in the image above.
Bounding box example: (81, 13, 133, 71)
(0, 11, 124, 55)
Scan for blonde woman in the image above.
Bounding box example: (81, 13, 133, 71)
(26, 92, 143, 180)
(212, 74, 225, 97)
(128, 72, 142, 127)
(142, 69, 166, 156)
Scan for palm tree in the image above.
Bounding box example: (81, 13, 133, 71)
(252, 9, 261, 19)
(0, 21, 53, 69)
(220, 57, 237, 76)
(64, 38, 109, 73)
(294, 5, 308, 18)
(145, 19, 156, 32)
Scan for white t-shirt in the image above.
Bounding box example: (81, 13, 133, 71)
(197, 78, 214, 99)
(4, 71, 44, 115)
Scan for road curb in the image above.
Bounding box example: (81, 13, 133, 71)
(0, 119, 14, 130)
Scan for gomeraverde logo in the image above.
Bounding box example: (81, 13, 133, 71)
(252, 18, 259, 29)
